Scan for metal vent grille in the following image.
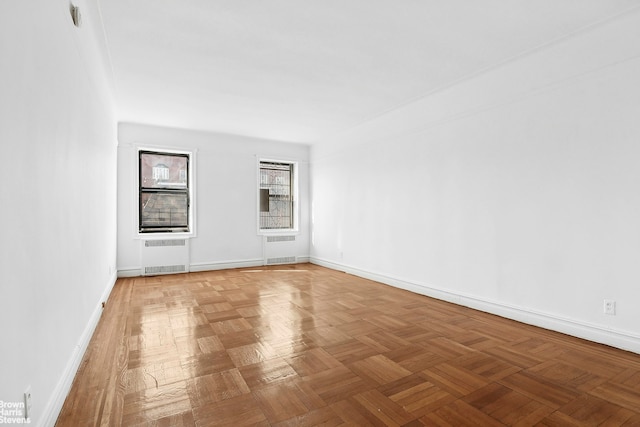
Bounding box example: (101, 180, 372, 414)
(266, 235, 296, 243)
(145, 239, 186, 247)
(144, 265, 186, 275)
(266, 256, 296, 265)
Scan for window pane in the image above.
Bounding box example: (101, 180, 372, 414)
(140, 192, 188, 229)
(260, 198, 292, 229)
(140, 152, 188, 189)
(259, 162, 293, 229)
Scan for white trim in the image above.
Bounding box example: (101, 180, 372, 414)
(134, 145, 198, 239)
(190, 259, 264, 272)
(41, 272, 118, 427)
(120, 257, 311, 277)
(139, 235, 193, 241)
(256, 157, 300, 235)
(117, 267, 142, 278)
(310, 257, 640, 355)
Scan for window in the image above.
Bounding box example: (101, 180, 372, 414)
(139, 150, 190, 233)
(259, 160, 296, 231)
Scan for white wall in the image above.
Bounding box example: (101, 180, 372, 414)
(311, 10, 640, 353)
(0, 0, 117, 425)
(117, 123, 310, 274)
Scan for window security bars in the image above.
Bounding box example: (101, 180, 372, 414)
(259, 161, 293, 230)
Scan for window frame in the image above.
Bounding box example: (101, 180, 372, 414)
(257, 158, 299, 235)
(137, 147, 196, 237)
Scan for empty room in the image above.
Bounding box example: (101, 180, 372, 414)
(2, 1, 640, 425)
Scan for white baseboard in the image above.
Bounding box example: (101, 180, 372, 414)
(40, 271, 118, 427)
(117, 267, 142, 277)
(119, 257, 312, 277)
(310, 257, 640, 355)
(190, 258, 264, 272)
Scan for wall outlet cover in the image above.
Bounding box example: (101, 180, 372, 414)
(604, 299, 616, 315)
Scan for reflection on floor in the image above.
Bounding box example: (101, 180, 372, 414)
(57, 264, 640, 426)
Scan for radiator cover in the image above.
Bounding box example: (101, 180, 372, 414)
(263, 235, 297, 265)
(141, 238, 190, 276)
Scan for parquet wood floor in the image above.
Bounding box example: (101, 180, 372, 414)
(56, 264, 640, 426)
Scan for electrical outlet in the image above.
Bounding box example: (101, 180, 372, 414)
(23, 386, 32, 420)
(604, 299, 616, 315)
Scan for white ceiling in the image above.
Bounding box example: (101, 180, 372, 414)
(98, 0, 639, 144)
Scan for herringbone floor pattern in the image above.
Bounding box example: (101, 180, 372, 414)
(56, 264, 640, 426)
